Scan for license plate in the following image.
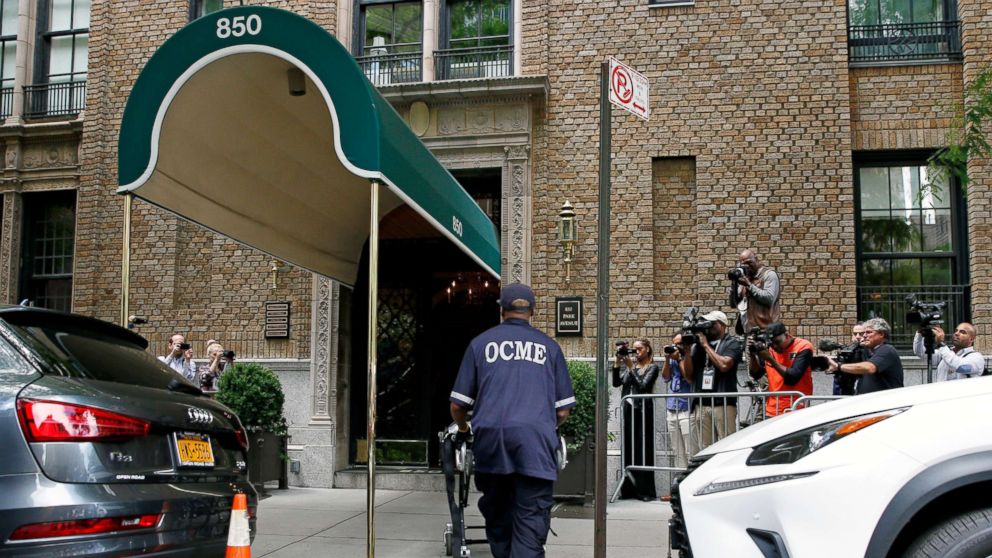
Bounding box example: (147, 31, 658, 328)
(174, 432, 215, 468)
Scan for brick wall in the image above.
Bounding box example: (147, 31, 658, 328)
(533, 0, 857, 354)
(959, 0, 992, 352)
(850, 64, 962, 151)
(75, 1, 341, 359)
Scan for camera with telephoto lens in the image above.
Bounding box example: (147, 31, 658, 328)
(663, 344, 679, 355)
(679, 307, 713, 345)
(727, 265, 747, 281)
(811, 338, 869, 395)
(906, 294, 945, 329)
(748, 327, 772, 353)
(615, 341, 637, 357)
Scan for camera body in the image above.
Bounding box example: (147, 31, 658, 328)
(615, 341, 637, 357)
(748, 327, 772, 353)
(179, 342, 191, 351)
(223, 350, 236, 360)
(680, 307, 713, 344)
(663, 344, 679, 355)
(906, 295, 945, 329)
(811, 338, 870, 395)
(727, 266, 746, 281)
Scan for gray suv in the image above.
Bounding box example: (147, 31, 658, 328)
(0, 306, 257, 557)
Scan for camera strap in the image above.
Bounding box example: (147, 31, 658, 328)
(702, 339, 721, 391)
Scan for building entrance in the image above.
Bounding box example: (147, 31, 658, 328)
(349, 169, 502, 468)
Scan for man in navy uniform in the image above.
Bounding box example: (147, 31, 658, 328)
(449, 283, 576, 558)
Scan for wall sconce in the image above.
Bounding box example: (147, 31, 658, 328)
(558, 200, 576, 283)
(270, 259, 284, 289)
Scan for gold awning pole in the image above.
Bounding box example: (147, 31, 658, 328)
(121, 193, 132, 326)
(366, 180, 380, 558)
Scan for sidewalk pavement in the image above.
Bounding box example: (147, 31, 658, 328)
(252, 487, 673, 557)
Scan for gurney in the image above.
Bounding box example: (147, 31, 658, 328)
(439, 423, 487, 557)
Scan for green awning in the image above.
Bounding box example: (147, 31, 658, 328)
(117, 6, 500, 285)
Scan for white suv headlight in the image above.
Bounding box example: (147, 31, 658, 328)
(746, 407, 908, 466)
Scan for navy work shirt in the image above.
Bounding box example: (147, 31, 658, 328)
(450, 318, 576, 481)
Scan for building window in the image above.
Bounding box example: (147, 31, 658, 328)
(848, 0, 961, 64)
(356, 1, 422, 86)
(436, 0, 512, 80)
(28, 0, 88, 118)
(855, 156, 969, 348)
(0, 1, 15, 118)
(20, 191, 76, 313)
(190, 0, 223, 21)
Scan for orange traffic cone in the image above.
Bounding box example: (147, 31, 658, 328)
(225, 493, 251, 558)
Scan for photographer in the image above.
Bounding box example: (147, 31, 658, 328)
(199, 341, 234, 392)
(681, 311, 743, 451)
(831, 323, 866, 395)
(661, 334, 693, 468)
(158, 333, 196, 381)
(747, 322, 813, 417)
(913, 322, 984, 381)
(824, 318, 903, 394)
(612, 338, 659, 501)
(727, 249, 781, 334)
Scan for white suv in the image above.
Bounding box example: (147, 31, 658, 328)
(669, 377, 992, 558)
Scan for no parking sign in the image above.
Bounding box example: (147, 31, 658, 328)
(608, 57, 650, 121)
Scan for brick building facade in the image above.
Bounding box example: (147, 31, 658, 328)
(0, 0, 987, 488)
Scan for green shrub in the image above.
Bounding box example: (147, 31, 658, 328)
(216, 362, 287, 435)
(558, 360, 595, 449)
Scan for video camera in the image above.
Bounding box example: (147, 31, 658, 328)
(811, 338, 869, 395)
(615, 341, 637, 357)
(680, 307, 713, 345)
(747, 327, 772, 353)
(906, 294, 944, 329)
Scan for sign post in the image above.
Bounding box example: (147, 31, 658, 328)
(595, 57, 649, 558)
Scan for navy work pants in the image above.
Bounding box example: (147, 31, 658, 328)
(474, 472, 554, 558)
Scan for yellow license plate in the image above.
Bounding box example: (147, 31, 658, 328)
(175, 434, 215, 468)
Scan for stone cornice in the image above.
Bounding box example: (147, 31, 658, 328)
(376, 75, 550, 104)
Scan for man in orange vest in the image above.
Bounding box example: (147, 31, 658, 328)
(747, 322, 813, 418)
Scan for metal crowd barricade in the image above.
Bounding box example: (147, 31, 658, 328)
(610, 391, 807, 503)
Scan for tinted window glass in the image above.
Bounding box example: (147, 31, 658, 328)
(8, 324, 187, 389)
(0, 335, 27, 374)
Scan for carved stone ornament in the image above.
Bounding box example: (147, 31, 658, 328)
(310, 276, 335, 421)
(22, 143, 78, 170)
(437, 109, 465, 135)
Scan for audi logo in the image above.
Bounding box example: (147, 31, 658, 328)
(186, 407, 214, 425)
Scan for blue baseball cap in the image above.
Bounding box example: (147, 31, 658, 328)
(499, 283, 536, 311)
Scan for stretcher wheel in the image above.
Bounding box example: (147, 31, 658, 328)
(443, 524, 453, 556)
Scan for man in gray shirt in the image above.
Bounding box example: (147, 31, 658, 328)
(728, 249, 781, 334)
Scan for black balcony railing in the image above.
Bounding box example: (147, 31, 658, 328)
(849, 20, 962, 64)
(24, 80, 87, 119)
(0, 86, 12, 119)
(857, 284, 970, 349)
(356, 51, 422, 86)
(435, 45, 513, 80)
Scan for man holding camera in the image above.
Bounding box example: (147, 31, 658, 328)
(661, 334, 693, 468)
(728, 249, 781, 334)
(681, 311, 743, 451)
(159, 333, 196, 381)
(825, 318, 904, 394)
(912, 323, 985, 381)
(449, 283, 575, 558)
(747, 322, 813, 417)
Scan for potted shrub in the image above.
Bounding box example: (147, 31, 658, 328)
(216, 362, 288, 490)
(554, 360, 595, 501)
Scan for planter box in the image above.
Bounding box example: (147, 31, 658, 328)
(247, 431, 287, 488)
(553, 436, 593, 502)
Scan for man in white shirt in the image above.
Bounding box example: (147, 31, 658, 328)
(159, 333, 197, 381)
(912, 323, 985, 381)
